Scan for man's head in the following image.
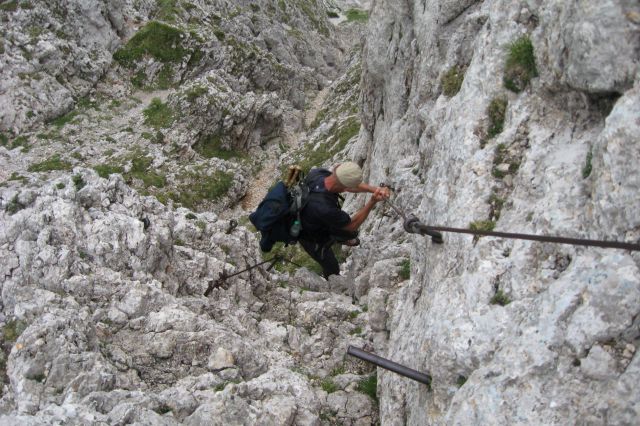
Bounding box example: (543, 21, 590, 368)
(325, 161, 362, 192)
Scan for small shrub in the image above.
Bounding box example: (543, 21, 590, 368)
(327, 11, 339, 18)
(490, 289, 510, 306)
(357, 375, 378, 403)
(487, 97, 508, 139)
(28, 155, 72, 172)
(56, 182, 65, 189)
(5, 195, 25, 215)
(185, 212, 197, 220)
(346, 8, 368, 22)
(398, 259, 411, 280)
(582, 149, 593, 178)
(503, 36, 538, 93)
(442, 66, 465, 97)
(321, 378, 338, 394)
(348, 310, 359, 319)
(469, 220, 496, 233)
(113, 21, 188, 68)
(456, 375, 467, 387)
(350, 326, 362, 335)
(72, 174, 85, 190)
(143, 98, 174, 129)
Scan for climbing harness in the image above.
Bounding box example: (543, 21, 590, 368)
(381, 187, 640, 251)
(204, 255, 301, 296)
(347, 346, 432, 387)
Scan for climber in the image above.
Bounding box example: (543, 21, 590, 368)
(299, 161, 390, 278)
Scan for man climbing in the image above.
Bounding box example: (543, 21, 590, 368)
(299, 161, 390, 278)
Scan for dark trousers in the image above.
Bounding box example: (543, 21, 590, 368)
(299, 239, 339, 278)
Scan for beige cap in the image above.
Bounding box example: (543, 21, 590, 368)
(335, 161, 363, 188)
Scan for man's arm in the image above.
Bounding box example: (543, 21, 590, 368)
(341, 188, 388, 232)
(345, 182, 391, 198)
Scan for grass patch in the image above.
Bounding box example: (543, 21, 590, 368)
(50, 110, 79, 128)
(0, 1, 18, 12)
(113, 21, 188, 68)
(398, 259, 411, 280)
(503, 36, 538, 93)
(28, 155, 72, 172)
(56, 182, 65, 189)
(487, 97, 507, 139)
(155, 0, 180, 22)
(168, 171, 232, 209)
(3, 320, 27, 342)
(441, 66, 465, 97)
(193, 134, 243, 160)
(357, 375, 378, 403)
(128, 156, 166, 188)
(582, 149, 593, 179)
(320, 378, 338, 394)
(456, 375, 467, 387)
(94, 164, 124, 179)
(345, 8, 368, 22)
(143, 98, 174, 129)
(293, 116, 360, 173)
(327, 10, 339, 18)
(72, 174, 85, 190)
(469, 220, 496, 233)
(0, 135, 29, 152)
(5, 195, 25, 215)
(490, 289, 510, 306)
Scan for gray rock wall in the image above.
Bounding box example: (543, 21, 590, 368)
(354, 0, 640, 424)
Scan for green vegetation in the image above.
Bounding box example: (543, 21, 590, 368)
(94, 164, 124, 179)
(469, 220, 496, 233)
(293, 116, 360, 173)
(491, 143, 520, 178)
(50, 110, 79, 128)
(487, 97, 508, 139)
(155, 0, 180, 22)
(0, 1, 18, 12)
(357, 375, 378, 403)
(0, 134, 29, 151)
(143, 98, 174, 129)
(185, 212, 197, 220)
(490, 289, 510, 306)
(327, 11, 339, 18)
(8, 172, 27, 184)
(398, 259, 411, 280)
(129, 156, 166, 188)
(113, 21, 188, 68)
(348, 310, 360, 319)
(28, 155, 72, 172)
(185, 85, 208, 101)
(503, 36, 538, 93)
(582, 149, 593, 178)
(193, 134, 243, 160)
(155, 64, 175, 89)
(268, 243, 348, 276)
(168, 170, 232, 209)
(72, 174, 85, 190)
(442, 66, 465, 97)
(350, 326, 362, 335)
(488, 193, 505, 221)
(346, 8, 368, 22)
(321, 378, 338, 394)
(5, 195, 25, 215)
(3, 319, 26, 343)
(456, 375, 467, 387)
(56, 182, 65, 189)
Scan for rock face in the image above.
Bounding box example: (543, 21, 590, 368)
(351, 0, 640, 424)
(0, 170, 378, 424)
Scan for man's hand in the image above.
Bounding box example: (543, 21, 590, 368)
(371, 186, 390, 203)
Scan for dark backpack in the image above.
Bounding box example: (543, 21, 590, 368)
(249, 176, 310, 252)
